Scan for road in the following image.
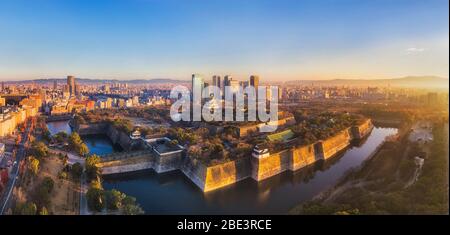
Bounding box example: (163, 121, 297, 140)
(79, 172, 90, 215)
(0, 118, 33, 215)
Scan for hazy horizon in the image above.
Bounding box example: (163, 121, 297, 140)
(0, 0, 448, 81)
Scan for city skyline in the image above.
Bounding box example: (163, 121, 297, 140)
(0, 0, 448, 81)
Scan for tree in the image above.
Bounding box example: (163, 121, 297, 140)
(121, 204, 145, 215)
(105, 189, 126, 210)
(17, 202, 37, 215)
(54, 132, 65, 143)
(39, 207, 49, 215)
(86, 187, 104, 212)
(121, 196, 144, 215)
(90, 179, 103, 190)
(28, 156, 40, 175)
(69, 132, 90, 156)
(86, 154, 100, 167)
(86, 155, 101, 180)
(32, 141, 49, 159)
(58, 171, 68, 180)
(69, 132, 83, 147)
(71, 162, 83, 180)
(78, 143, 89, 156)
(42, 177, 54, 192)
(42, 130, 51, 142)
(35, 177, 54, 207)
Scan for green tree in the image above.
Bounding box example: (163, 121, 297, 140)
(71, 162, 83, 180)
(121, 204, 145, 215)
(69, 132, 82, 146)
(39, 206, 49, 215)
(86, 187, 104, 212)
(78, 143, 89, 156)
(69, 132, 89, 156)
(121, 196, 144, 215)
(32, 141, 49, 159)
(85, 154, 101, 180)
(28, 156, 40, 175)
(105, 189, 126, 210)
(90, 179, 103, 190)
(35, 177, 54, 207)
(20, 202, 38, 215)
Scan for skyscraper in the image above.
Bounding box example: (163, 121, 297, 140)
(224, 75, 232, 87)
(53, 80, 57, 90)
(212, 75, 221, 88)
(67, 75, 76, 96)
(192, 74, 204, 92)
(250, 75, 260, 99)
(249, 75, 259, 88)
(192, 74, 204, 121)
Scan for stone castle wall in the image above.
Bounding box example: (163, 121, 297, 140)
(250, 119, 374, 181)
(319, 128, 352, 160)
(99, 119, 374, 192)
(203, 157, 251, 192)
(74, 122, 134, 150)
(290, 144, 317, 171)
(251, 149, 290, 181)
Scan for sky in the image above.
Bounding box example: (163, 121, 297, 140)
(0, 0, 448, 81)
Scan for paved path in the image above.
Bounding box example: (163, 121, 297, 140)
(79, 173, 90, 215)
(48, 148, 85, 165)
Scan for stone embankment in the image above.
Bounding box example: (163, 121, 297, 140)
(97, 119, 374, 192)
(73, 122, 140, 150)
(251, 119, 374, 181)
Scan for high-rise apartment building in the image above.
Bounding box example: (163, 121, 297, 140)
(224, 75, 232, 87)
(67, 75, 76, 96)
(250, 75, 259, 88)
(212, 75, 221, 88)
(192, 74, 204, 96)
(250, 75, 260, 99)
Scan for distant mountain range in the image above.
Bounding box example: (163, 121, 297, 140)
(3, 76, 448, 89)
(283, 76, 449, 89)
(9, 78, 188, 84)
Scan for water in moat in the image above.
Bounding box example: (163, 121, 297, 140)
(46, 120, 121, 156)
(47, 121, 397, 214)
(101, 127, 398, 214)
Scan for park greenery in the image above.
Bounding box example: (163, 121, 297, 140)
(27, 156, 40, 175)
(86, 179, 144, 215)
(85, 154, 101, 181)
(69, 132, 89, 156)
(290, 111, 364, 146)
(15, 176, 55, 215)
(31, 141, 49, 159)
(291, 121, 448, 214)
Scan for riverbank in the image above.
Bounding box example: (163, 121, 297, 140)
(102, 127, 397, 214)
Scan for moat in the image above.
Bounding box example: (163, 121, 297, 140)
(47, 120, 397, 214)
(46, 121, 122, 156)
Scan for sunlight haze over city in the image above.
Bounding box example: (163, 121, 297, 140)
(0, 0, 448, 81)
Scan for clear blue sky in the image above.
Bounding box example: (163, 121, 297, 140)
(0, 0, 448, 81)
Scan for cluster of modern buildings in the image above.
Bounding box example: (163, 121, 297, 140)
(191, 74, 281, 101)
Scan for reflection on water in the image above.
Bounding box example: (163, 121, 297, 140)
(103, 127, 398, 214)
(46, 120, 72, 135)
(46, 120, 122, 156)
(82, 134, 123, 156)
